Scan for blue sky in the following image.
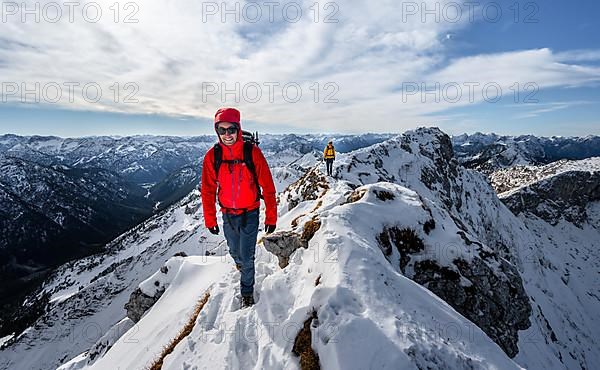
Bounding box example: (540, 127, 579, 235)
(452, 1, 600, 55)
(1, 0, 599, 137)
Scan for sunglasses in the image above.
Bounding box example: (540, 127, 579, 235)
(216, 126, 239, 135)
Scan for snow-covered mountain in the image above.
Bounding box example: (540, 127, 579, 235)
(493, 158, 600, 370)
(490, 157, 600, 195)
(59, 184, 523, 370)
(0, 134, 213, 186)
(0, 154, 155, 342)
(0, 155, 154, 256)
(1, 129, 597, 369)
(452, 132, 600, 174)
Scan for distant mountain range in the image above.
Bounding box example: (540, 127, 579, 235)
(452, 132, 600, 174)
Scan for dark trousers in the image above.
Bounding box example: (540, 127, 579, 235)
(223, 209, 259, 297)
(325, 158, 334, 175)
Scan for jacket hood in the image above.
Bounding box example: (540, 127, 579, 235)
(213, 107, 243, 148)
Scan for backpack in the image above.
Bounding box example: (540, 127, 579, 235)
(325, 145, 335, 158)
(213, 130, 262, 201)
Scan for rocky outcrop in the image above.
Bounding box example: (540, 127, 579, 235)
(413, 256, 531, 357)
(500, 169, 600, 227)
(262, 231, 308, 268)
(123, 255, 182, 322)
(283, 168, 329, 211)
(124, 287, 163, 323)
(377, 225, 531, 358)
(403, 129, 463, 211)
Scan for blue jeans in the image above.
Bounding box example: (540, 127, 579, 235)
(223, 208, 259, 297)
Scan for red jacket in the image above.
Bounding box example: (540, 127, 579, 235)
(201, 131, 277, 229)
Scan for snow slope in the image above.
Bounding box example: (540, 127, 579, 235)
(61, 181, 521, 370)
(0, 191, 227, 369)
(492, 158, 600, 369)
(59, 256, 231, 370)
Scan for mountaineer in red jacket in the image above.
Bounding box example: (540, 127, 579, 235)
(201, 107, 277, 308)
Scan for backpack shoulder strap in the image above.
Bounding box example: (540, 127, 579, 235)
(213, 143, 222, 175)
(243, 142, 262, 200)
(243, 142, 255, 170)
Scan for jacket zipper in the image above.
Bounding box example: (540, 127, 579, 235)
(236, 165, 242, 208)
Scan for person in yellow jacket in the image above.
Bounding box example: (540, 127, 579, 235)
(323, 141, 336, 176)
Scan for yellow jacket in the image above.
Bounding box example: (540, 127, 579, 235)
(323, 144, 336, 159)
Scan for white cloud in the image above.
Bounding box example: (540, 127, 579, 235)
(513, 101, 593, 119)
(0, 1, 599, 133)
(555, 49, 600, 63)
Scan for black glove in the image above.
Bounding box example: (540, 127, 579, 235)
(265, 224, 276, 234)
(208, 225, 220, 235)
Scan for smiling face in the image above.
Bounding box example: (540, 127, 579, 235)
(216, 122, 239, 146)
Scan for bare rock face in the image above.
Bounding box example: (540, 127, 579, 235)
(124, 287, 163, 323)
(412, 256, 531, 357)
(262, 231, 308, 268)
(377, 223, 531, 358)
(501, 170, 600, 227)
(404, 128, 463, 211)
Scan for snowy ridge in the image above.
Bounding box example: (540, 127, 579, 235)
(60, 180, 521, 370)
(58, 127, 526, 370)
(284, 127, 599, 369)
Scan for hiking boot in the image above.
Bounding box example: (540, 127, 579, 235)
(241, 295, 255, 308)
